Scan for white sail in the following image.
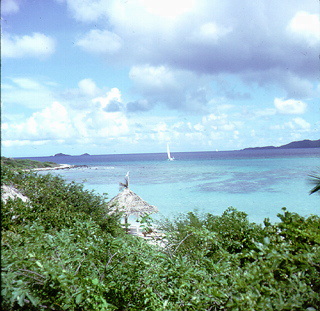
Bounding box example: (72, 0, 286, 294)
(167, 143, 174, 161)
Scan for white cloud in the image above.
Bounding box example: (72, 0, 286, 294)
(1, 32, 56, 58)
(194, 123, 204, 132)
(130, 65, 177, 90)
(1, 0, 19, 15)
(3, 1, 319, 154)
(243, 69, 316, 100)
(11, 78, 43, 90)
(61, 0, 318, 102)
(255, 108, 277, 117)
(287, 11, 320, 45)
(152, 122, 168, 133)
(92, 87, 122, 110)
(274, 98, 307, 114)
(198, 113, 242, 132)
(172, 121, 192, 133)
(55, 0, 109, 22)
(129, 65, 210, 110)
(126, 99, 151, 112)
(76, 29, 122, 54)
(271, 117, 311, 131)
(129, 65, 182, 108)
(79, 110, 128, 138)
(3, 94, 130, 146)
(138, 0, 195, 19)
(2, 77, 57, 109)
(283, 75, 315, 99)
(3, 102, 74, 141)
(114, 111, 242, 151)
(73, 88, 128, 138)
(190, 22, 232, 44)
(293, 117, 311, 130)
(30, 102, 72, 138)
(60, 79, 104, 110)
(2, 79, 131, 147)
(2, 140, 50, 148)
(78, 78, 99, 96)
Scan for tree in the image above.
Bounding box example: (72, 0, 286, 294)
(309, 173, 320, 195)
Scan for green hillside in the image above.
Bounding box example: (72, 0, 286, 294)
(1, 157, 58, 170)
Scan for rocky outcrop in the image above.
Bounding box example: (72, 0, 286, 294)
(1, 185, 29, 203)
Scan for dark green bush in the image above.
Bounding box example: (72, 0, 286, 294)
(2, 221, 117, 310)
(159, 207, 264, 261)
(157, 208, 320, 310)
(1, 168, 122, 235)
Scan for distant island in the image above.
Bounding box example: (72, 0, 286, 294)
(243, 139, 320, 151)
(54, 153, 71, 157)
(54, 153, 90, 157)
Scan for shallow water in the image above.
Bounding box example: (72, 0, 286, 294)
(29, 148, 320, 224)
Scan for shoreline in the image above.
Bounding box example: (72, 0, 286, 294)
(29, 164, 75, 171)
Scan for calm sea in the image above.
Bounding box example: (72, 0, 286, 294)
(21, 148, 320, 224)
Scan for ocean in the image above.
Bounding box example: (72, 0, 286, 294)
(23, 148, 320, 224)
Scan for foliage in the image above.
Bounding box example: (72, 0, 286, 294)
(137, 214, 154, 236)
(158, 208, 320, 310)
(1, 167, 122, 235)
(309, 172, 320, 195)
(2, 222, 115, 310)
(158, 207, 265, 260)
(1, 165, 320, 310)
(1, 156, 57, 170)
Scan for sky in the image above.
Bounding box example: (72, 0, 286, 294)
(1, 0, 320, 157)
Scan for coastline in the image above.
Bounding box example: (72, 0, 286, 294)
(29, 164, 75, 171)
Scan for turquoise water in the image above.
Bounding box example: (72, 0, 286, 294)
(34, 149, 320, 224)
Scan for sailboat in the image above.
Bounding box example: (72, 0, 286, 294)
(167, 143, 175, 161)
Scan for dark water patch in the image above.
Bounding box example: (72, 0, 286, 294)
(200, 180, 278, 194)
(199, 170, 290, 194)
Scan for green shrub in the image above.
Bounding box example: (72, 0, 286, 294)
(2, 221, 117, 310)
(1, 167, 122, 235)
(157, 208, 320, 310)
(159, 207, 264, 261)
(222, 209, 320, 310)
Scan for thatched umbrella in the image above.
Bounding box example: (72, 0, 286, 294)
(107, 172, 158, 224)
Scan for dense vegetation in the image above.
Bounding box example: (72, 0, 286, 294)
(1, 165, 320, 310)
(1, 157, 58, 170)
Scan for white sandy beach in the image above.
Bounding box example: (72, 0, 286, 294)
(29, 164, 75, 171)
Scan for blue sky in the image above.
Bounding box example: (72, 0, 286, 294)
(1, 0, 319, 157)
